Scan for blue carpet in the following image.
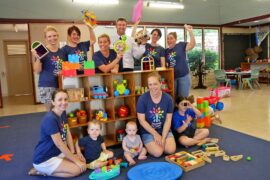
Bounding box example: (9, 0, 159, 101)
(1, 112, 270, 180)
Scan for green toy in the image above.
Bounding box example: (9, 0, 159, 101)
(246, 156, 252, 161)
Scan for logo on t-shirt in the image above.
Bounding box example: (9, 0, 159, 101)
(149, 106, 164, 129)
(51, 56, 63, 76)
(166, 51, 176, 67)
(60, 122, 68, 143)
(146, 47, 157, 57)
(75, 50, 86, 67)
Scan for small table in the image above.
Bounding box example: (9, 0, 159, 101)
(225, 70, 251, 89)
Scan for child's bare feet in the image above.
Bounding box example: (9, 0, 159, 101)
(138, 155, 147, 160)
(128, 159, 136, 166)
(28, 168, 46, 176)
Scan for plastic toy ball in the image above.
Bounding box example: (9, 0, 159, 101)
(124, 89, 130, 96)
(246, 156, 252, 161)
(216, 102, 224, 111)
(114, 91, 120, 97)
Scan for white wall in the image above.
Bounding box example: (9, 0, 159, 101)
(0, 31, 28, 96)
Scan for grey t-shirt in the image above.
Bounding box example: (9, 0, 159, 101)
(123, 135, 142, 151)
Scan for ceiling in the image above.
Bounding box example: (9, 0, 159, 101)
(0, 0, 269, 31)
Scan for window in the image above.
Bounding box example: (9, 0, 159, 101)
(204, 29, 219, 70)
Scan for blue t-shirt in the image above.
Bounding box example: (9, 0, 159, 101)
(165, 42, 189, 78)
(172, 108, 196, 131)
(136, 92, 173, 135)
(144, 43, 165, 68)
(93, 49, 117, 73)
(78, 135, 104, 163)
(61, 41, 90, 68)
(33, 111, 68, 164)
(38, 49, 65, 88)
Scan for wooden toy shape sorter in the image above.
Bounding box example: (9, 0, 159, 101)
(165, 151, 205, 172)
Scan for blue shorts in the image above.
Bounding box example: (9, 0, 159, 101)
(141, 131, 174, 145)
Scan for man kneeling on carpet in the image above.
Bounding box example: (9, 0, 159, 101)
(172, 96, 212, 147)
(122, 121, 147, 166)
(29, 90, 86, 177)
(75, 120, 114, 169)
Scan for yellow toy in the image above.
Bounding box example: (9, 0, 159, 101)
(82, 10, 97, 28)
(113, 35, 128, 54)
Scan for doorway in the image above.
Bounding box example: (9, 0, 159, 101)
(3, 40, 33, 96)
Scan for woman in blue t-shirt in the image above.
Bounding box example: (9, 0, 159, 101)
(29, 90, 86, 177)
(137, 72, 176, 157)
(93, 34, 123, 73)
(61, 25, 96, 72)
(31, 26, 65, 111)
(144, 29, 165, 68)
(165, 24, 196, 97)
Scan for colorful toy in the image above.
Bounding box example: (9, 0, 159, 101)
(230, 155, 243, 161)
(161, 77, 169, 92)
(113, 35, 128, 54)
(113, 79, 130, 96)
(141, 56, 155, 71)
(84, 60, 95, 76)
(89, 164, 120, 180)
(135, 86, 148, 95)
(134, 27, 150, 45)
(132, 0, 143, 23)
(116, 129, 125, 142)
(120, 162, 129, 168)
(92, 86, 108, 99)
(31, 41, 49, 59)
(117, 105, 129, 118)
(0, 154, 13, 161)
(165, 151, 205, 172)
(82, 10, 97, 28)
(246, 156, 252, 161)
(62, 54, 81, 76)
(76, 110, 87, 124)
(67, 112, 78, 126)
(196, 98, 211, 128)
(95, 110, 108, 121)
(209, 86, 231, 98)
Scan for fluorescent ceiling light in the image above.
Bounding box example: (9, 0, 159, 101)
(146, 1, 184, 9)
(73, 0, 119, 5)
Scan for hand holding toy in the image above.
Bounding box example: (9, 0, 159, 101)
(82, 10, 96, 28)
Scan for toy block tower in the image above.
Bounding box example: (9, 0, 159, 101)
(62, 54, 80, 76)
(196, 98, 211, 128)
(84, 60, 95, 76)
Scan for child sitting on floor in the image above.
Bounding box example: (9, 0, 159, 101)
(122, 121, 147, 166)
(75, 120, 114, 169)
(172, 96, 213, 147)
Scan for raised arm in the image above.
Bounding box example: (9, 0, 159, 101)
(87, 26, 96, 46)
(185, 24, 196, 52)
(131, 19, 141, 38)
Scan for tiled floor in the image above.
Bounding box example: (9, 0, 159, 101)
(1, 85, 270, 141)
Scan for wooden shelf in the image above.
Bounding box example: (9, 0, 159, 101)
(59, 68, 174, 146)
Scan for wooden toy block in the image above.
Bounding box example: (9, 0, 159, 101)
(223, 155, 230, 161)
(66, 88, 84, 101)
(165, 151, 205, 172)
(202, 155, 212, 163)
(230, 155, 243, 161)
(210, 138, 219, 143)
(214, 150, 225, 157)
(205, 151, 219, 157)
(204, 143, 219, 152)
(191, 150, 205, 157)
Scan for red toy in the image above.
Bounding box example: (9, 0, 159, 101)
(117, 105, 129, 118)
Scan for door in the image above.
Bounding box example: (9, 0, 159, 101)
(4, 40, 33, 96)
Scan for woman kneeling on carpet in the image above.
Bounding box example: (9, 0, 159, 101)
(29, 90, 86, 177)
(136, 72, 176, 157)
(172, 96, 212, 147)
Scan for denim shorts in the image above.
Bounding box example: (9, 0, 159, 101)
(141, 131, 174, 145)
